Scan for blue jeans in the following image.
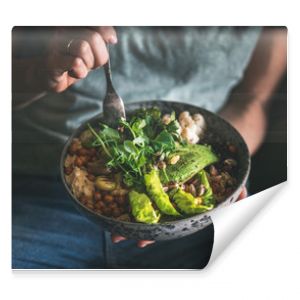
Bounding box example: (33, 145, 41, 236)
(12, 175, 214, 269)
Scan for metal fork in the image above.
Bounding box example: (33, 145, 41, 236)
(102, 46, 126, 127)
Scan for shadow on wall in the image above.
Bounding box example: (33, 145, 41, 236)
(249, 72, 287, 194)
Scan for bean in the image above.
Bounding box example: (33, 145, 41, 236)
(112, 208, 122, 218)
(87, 174, 95, 181)
(89, 148, 97, 156)
(209, 165, 218, 176)
(94, 191, 102, 201)
(64, 166, 73, 175)
(189, 184, 197, 197)
(95, 201, 104, 210)
(198, 184, 206, 196)
(80, 195, 89, 204)
(115, 196, 125, 205)
(68, 141, 81, 155)
(75, 156, 84, 167)
(78, 148, 90, 156)
(228, 144, 237, 154)
(103, 194, 114, 203)
(224, 158, 237, 169)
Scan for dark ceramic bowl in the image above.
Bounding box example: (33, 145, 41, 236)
(60, 100, 250, 240)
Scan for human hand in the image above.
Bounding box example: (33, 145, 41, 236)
(111, 187, 248, 248)
(39, 26, 117, 93)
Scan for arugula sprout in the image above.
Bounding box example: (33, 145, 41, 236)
(87, 108, 183, 187)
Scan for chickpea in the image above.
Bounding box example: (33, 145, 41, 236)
(115, 195, 126, 205)
(75, 156, 84, 167)
(112, 208, 122, 218)
(68, 139, 81, 155)
(78, 148, 90, 156)
(94, 191, 102, 201)
(103, 194, 114, 203)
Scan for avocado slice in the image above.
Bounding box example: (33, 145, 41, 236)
(129, 190, 161, 224)
(144, 169, 180, 216)
(160, 144, 219, 184)
(173, 188, 214, 215)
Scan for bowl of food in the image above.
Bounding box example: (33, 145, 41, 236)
(60, 100, 250, 240)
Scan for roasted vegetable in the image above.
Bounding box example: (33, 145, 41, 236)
(95, 176, 116, 191)
(173, 188, 214, 215)
(129, 190, 160, 224)
(160, 144, 218, 184)
(144, 169, 180, 216)
(79, 129, 95, 148)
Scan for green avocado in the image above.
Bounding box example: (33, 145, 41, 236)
(129, 190, 161, 224)
(160, 144, 219, 184)
(173, 188, 214, 215)
(144, 169, 180, 216)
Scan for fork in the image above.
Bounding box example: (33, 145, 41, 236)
(102, 45, 126, 127)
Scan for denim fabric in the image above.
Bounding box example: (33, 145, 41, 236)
(12, 175, 214, 269)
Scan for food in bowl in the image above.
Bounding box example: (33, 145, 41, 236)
(63, 107, 238, 224)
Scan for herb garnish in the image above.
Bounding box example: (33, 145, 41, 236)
(88, 107, 182, 187)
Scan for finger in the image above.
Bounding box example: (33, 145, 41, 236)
(67, 57, 89, 79)
(56, 28, 109, 68)
(68, 39, 95, 69)
(137, 240, 155, 248)
(45, 54, 79, 91)
(90, 26, 118, 44)
(111, 234, 127, 244)
(237, 186, 248, 201)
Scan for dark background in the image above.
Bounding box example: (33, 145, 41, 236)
(249, 72, 287, 194)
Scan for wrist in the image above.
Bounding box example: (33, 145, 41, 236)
(219, 99, 267, 155)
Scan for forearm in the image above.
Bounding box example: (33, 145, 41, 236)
(219, 27, 287, 155)
(220, 97, 267, 155)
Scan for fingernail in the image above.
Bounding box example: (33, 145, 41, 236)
(112, 236, 126, 243)
(108, 35, 118, 44)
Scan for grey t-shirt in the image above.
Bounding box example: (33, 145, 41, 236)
(12, 26, 261, 176)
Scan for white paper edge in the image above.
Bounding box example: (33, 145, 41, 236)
(208, 181, 287, 265)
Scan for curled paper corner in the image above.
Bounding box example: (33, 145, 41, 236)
(207, 181, 287, 266)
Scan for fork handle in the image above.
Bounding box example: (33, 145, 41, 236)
(103, 45, 115, 93)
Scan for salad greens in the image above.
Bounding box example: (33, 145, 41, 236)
(88, 107, 181, 188)
(87, 107, 219, 224)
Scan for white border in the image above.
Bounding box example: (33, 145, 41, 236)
(2, 1, 299, 299)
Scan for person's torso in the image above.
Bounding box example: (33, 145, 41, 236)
(12, 26, 261, 175)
